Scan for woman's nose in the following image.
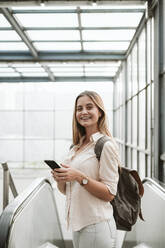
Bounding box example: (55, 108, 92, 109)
(81, 108, 88, 114)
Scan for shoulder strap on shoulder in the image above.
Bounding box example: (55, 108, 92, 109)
(70, 144, 74, 150)
(94, 136, 110, 161)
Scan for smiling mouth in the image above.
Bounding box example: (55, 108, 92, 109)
(80, 116, 91, 120)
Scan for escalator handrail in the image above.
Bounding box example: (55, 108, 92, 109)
(0, 177, 52, 248)
(142, 177, 165, 194)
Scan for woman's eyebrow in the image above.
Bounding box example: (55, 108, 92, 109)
(86, 103, 94, 106)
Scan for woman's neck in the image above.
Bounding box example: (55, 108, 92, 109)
(85, 128, 99, 142)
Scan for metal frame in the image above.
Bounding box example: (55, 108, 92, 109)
(0, 3, 146, 82)
(1, 163, 18, 210)
(0, 76, 114, 82)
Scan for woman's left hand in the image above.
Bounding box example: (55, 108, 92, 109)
(51, 164, 83, 182)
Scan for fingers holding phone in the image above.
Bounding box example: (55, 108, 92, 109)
(49, 163, 69, 182)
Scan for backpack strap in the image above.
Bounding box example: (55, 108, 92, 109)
(94, 136, 110, 161)
(129, 170, 145, 221)
(70, 144, 74, 150)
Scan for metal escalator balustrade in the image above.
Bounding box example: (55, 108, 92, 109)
(0, 177, 65, 248)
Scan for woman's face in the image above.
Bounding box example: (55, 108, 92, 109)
(76, 95, 101, 131)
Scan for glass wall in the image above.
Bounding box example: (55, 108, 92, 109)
(0, 82, 113, 168)
(114, 19, 153, 180)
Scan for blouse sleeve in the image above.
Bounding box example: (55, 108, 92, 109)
(99, 140, 119, 195)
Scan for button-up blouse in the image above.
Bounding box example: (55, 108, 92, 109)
(62, 132, 119, 231)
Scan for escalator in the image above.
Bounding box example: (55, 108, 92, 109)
(1, 176, 165, 248)
(0, 177, 65, 248)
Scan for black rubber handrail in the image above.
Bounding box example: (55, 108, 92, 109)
(142, 177, 165, 194)
(0, 177, 53, 248)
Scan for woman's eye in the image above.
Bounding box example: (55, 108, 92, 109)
(77, 108, 82, 111)
(87, 105, 93, 110)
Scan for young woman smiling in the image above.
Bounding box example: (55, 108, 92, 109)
(52, 91, 120, 248)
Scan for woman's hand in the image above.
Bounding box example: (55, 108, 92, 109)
(51, 164, 83, 183)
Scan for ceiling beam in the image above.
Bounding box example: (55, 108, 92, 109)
(0, 1, 146, 8)
(11, 8, 145, 14)
(77, 7, 84, 51)
(0, 51, 125, 62)
(41, 65, 55, 81)
(0, 26, 137, 31)
(0, 8, 38, 58)
(0, 76, 114, 83)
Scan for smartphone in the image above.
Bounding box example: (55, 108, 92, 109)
(44, 160, 61, 170)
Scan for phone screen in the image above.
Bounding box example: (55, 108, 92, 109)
(44, 160, 61, 170)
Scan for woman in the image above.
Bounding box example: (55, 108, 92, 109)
(52, 90, 120, 248)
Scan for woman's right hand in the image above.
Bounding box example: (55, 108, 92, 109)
(51, 167, 68, 183)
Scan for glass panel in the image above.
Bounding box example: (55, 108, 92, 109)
(113, 109, 117, 137)
(24, 86, 54, 110)
(24, 140, 54, 161)
(0, 72, 20, 76)
(47, 63, 83, 67)
(147, 155, 151, 177)
(132, 149, 137, 170)
(0, 63, 9, 67)
(126, 147, 131, 168)
(127, 101, 131, 143)
(86, 62, 120, 67)
(53, 72, 84, 76)
(147, 85, 151, 149)
(55, 110, 72, 139)
(139, 152, 146, 179)
(83, 41, 129, 51)
(138, 28, 146, 90)
(50, 67, 83, 72)
(0, 30, 21, 40)
(24, 112, 54, 138)
(119, 107, 122, 139)
(16, 67, 45, 72)
(139, 90, 146, 148)
(21, 72, 48, 76)
(120, 105, 124, 140)
(0, 67, 15, 72)
(34, 42, 81, 51)
(0, 14, 11, 27)
(85, 72, 115, 76)
(132, 96, 137, 145)
(85, 67, 117, 73)
(0, 42, 28, 50)
(82, 30, 135, 41)
(127, 54, 132, 99)
(0, 140, 23, 162)
(15, 13, 78, 27)
(0, 84, 24, 110)
(132, 43, 138, 95)
(0, 111, 23, 138)
(27, 30, 80, 41)
(81, 13, 143, 27)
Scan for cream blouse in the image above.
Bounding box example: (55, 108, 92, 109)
(63, 132, 119, 231)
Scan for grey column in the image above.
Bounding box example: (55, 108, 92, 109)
(154, 0, 165, 181)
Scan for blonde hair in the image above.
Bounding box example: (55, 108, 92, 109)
(72, 90, 112, 145)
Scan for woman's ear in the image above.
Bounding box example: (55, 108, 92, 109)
(99, 111, 102, 118)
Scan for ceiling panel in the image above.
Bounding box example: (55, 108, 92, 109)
(14, 13, 79, 27)
(0, 4, 146, 82)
